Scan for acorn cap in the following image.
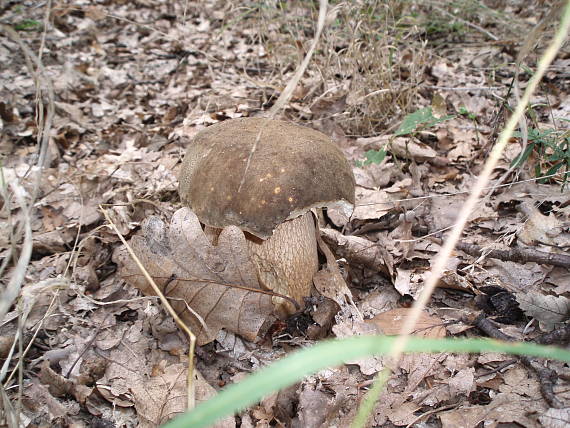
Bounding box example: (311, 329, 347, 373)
(179, 118, 355, 239)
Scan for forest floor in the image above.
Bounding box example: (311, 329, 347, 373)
(1, 1, 570, 427)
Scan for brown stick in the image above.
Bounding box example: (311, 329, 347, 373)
(455, 242, 570, 268)
(472, 314, 564, 408)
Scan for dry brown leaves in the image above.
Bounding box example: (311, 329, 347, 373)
(2, 0, 570, 426)
(114, 207, 276, 345)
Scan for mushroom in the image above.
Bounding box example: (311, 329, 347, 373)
(178, 118, 355, 315)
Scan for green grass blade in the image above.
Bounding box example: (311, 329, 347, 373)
(163, 336, 570, 428)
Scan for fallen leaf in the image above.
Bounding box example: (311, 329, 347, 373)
(430, 193, 497, 231)
(114, 208, 276, 345)
(296, 386, 334, 427)
(130, 365, 235, 428)
(514, 292, 570, 332)
(394, 267, 425, 299)
(352, 162, 394, 189)
(313, 232, 360, 320)
(539, 407, 570, 428)
(383, 401, 420, 426)
(390, 137, 437, 162)
(486, 259, 547, 292)
(352, 187, 394, 220)
(332, 318, 384, 376)
(439, 391, 546, 428)
(518, 203, 565, 246)
(24, 380, 68, 422)
(366, 308, 446, 338)
(447, 141, 473, 161)
(320, 228, 394, 278)
(447, 367, 476, 397)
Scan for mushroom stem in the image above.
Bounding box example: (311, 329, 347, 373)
(246, 212, 318, 315)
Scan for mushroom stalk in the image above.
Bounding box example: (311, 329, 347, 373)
(246, 212, 318, 315)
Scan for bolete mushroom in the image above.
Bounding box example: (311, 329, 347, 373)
(178, 118, 355, 315)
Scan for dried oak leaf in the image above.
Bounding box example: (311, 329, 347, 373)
(131, 364, 235, 428)
(115, 208, 276, 345)
(514, 291, 570, 332)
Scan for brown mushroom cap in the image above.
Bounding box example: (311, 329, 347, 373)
(179, 118, 355, 239)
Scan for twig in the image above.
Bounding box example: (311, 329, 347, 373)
(0, 180, 32, 323)
(404, 404, 458, 428)
(455, 241, 570, 268)
(536, 325, 570, 346)
(64, 313, 113, 379)
(0, 23, 56, 424)
(478, 359, 518, 376)
(2, 279, 65, 386)
(0, 22, 55, 318)
(473, 314, 564, 408)
(422, 85, 503, 91)
(0, 24, 55, 205)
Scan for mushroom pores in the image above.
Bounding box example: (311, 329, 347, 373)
(178, 118, 355, 314)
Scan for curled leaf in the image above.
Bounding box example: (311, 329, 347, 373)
(114, 208, 276, 345)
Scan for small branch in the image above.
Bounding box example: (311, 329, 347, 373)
(422, 85, 502, 92)
(455, 242, 570, 268)
(536, 325, 570, 346)
(472, 314, 564, 408)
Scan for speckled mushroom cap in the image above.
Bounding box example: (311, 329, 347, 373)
(178, 118, 355, 239)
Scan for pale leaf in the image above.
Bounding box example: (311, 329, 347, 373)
(366, 308, 446, 338)
(514, 291, 570, 332)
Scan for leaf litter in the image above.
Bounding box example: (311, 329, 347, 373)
(1, 0, 570, 427)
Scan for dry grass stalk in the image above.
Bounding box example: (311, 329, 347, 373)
(0, 17, 55, 426)
(100, 206, 198, 409)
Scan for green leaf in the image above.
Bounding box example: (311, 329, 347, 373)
(458, 106, 476, 120)
(395, 107, 431, 135)
(14, 19, 41, 31)
(545, 162, 563, 176)
(395, 107, 454, 136)
(362, 148, 387, 166)
(163, 336, 570, 428)
(355, 148, 387, 167)
(510, 143, 535, 168)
